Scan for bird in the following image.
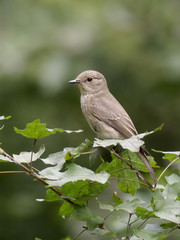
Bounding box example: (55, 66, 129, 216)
(69, 70, 157, 184)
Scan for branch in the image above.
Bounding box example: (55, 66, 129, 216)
(0, 148, 74, 205)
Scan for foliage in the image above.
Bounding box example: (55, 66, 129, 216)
(0, 117, 180, 240)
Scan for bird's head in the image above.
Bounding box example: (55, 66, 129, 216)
(69, 70, 108, 95)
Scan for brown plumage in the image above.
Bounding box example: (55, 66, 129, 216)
(69, 70, 157, 184)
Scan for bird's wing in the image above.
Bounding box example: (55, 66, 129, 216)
(91, 92, 138, 139)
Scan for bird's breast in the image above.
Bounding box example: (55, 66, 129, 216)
(80, 94, 124, 139)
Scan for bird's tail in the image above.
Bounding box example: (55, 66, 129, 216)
(137, 148, 157, 185)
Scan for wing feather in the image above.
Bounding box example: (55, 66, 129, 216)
(91, 91, 138, 138)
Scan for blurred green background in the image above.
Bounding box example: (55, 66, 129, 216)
(0, 0, 180, 239)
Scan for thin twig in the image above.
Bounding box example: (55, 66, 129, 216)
(110, 177, 149, 188)
(103, 209, 116, 221)
(110, 167, 131, 174)
(126, 213, 132, 239)
(111, 150, 153, 189)
(0, 171, 27, 174)
(72, 227, 87, 240)
(165, 225, 179, 235)
(157, 156, 180, 182)
(137, 213, 154, 229)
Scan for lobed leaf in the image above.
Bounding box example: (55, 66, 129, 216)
(165, 174, 180, 185)
(40, 151, 67, 165)
(134, 224, 166, 240)
(135, 206, 154, 220)
(117, 167, 140, 195)
(59, 201, 75, 217)
(152, 176, 180, 224)
(45, 163, 110, 186)
(93, 125, 163, 153)
(14, 119, 82, 139)
(70, 205, 104, 230)
(13, 145, 45, 163)
(60, 180, 109, 207)
(154, 200, 180, 224)
(36, 189, 61, 202)
(93, 135, 144, 153)
(115, 199, 144, 214)
(152, 149, 180, 162)
(98, 200, 114, 212)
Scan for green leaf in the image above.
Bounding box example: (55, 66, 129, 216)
(45, 163, 110, 186)
(135, 206, 154, 219)
(93, 135, 144, 152)
(117, 167, 140, 195)
(60, 180, 109, 204)
(39, 162, 65, 180)
(98, 200, 114, 212)
(97, 153, 140, 195)
(59, 201, 75, 217)
(93, 126, 163, 153)
(96, 156, 122, 174)
(62, 237, 72, 240)
(165, 173, 180, 185)
(116, 199, 144, 214)
(40, 189, 61, 202)
(153, 149, 180, 162)
(0, 116, 11, 136)
(163, 182, 180, 201)
(40, 150, 67, 165)
(89, 147, 112, 167)
(148, 123, 164, 134)
(121, 150, 148, 172)
(70, 205, 104, 230)
(161, 222, 177, 229)
(112, 192, 123, 206)
(134, 224, 165, 240)
(14, 119, 82, 139)
(155, 199, 180, 224)
(163, 152, 180, 161)
(0, 115, 11, 120)
(152, 181, 180, 224)
(90, 228, 110, 236)
(13, 145, 45, 163)
(75, 139, 92, 153)
(121, 150, 159, 172)
(14, 119, 58, 139)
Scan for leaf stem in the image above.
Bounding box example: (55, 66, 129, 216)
(30, 138, 37, 172)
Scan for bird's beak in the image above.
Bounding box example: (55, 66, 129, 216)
(69, 79, 80, 84)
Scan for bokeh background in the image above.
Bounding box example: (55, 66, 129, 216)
(0, 0, 180, 239)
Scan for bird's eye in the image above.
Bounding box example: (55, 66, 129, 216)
(87, 77, 93, 82)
